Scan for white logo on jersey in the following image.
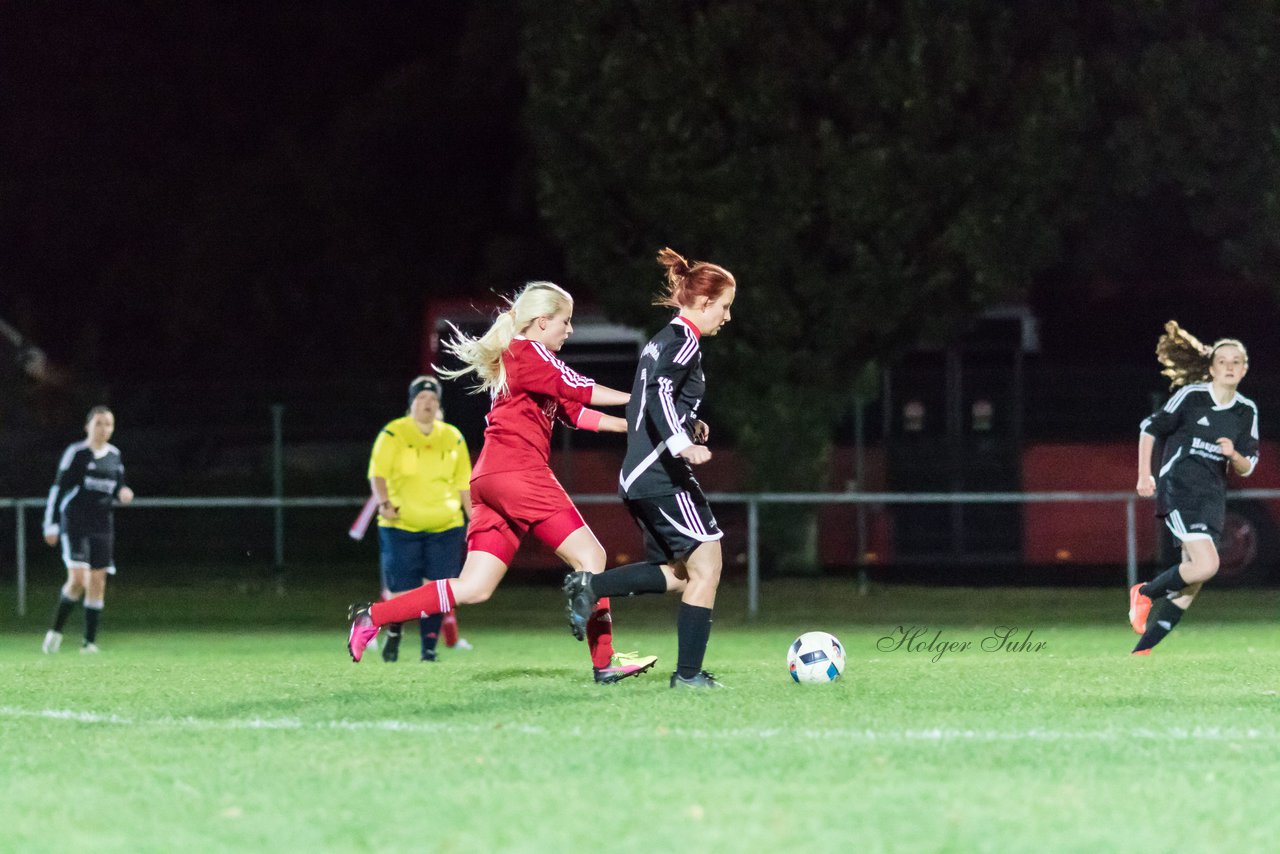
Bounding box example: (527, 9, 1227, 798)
(642, 342, 660, 361)
(1197, 416, 1210, 426)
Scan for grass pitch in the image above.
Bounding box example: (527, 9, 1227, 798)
(3, 579, 1279, 852)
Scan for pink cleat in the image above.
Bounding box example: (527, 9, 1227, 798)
(594, 651, 658, 684)
(1131, 648, 1151, 656)
(347, 603, 380, 663)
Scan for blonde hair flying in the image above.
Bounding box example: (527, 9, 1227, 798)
(1155, 320, 1248, 390)
(436, 281, 574, 396)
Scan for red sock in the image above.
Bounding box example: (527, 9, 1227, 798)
(442, 610, 459, 648)
(587, 597, 614, 669)
(370, 579, 455, 626)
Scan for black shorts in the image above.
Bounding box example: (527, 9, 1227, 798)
(1161, 504, 1222, 546)
(623, 488, 723, 564)
(61, 531, 116, 573)
(1157, 467, 1225, 546)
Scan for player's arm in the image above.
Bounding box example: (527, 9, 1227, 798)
(43, 446, 82, 545)
(1137, 392, 1188, 495)
(115, 460, 134, 504)
(1136, 432, 1156, 497)
(1221, 411, 1260, 477)
(588, 385, 629, 407)
(644, 340, 710, 464)
(555, 398, 626, 433)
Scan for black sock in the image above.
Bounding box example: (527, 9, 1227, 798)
(1133, 598, 1185, 652)
(51, 595, 77, 633)
(385, 622, 403, 641)
(591, 563, 667, 599)
(676, 603, 713, 679)
(83, 606, 101, 644)
(1140, 564, 1187, 599)
(419, 614, 443, 659)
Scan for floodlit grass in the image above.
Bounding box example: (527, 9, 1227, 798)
(3, 579, 1279, 852)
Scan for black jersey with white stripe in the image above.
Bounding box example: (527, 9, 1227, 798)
(620, 318, 706, 499)
(43, 442, 127, 536)
(1140, 383, 1259, 498)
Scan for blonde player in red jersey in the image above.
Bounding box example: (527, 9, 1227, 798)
(347, 281, 658, 683)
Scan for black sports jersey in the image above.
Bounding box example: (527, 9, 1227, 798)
(620, 318, 706, 498)
(1140, 383, 1258, 513)
(42, 441, 127, 536)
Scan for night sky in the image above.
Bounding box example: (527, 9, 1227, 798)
(5, 4, 1280, 417)
(1, 4, 558, 390)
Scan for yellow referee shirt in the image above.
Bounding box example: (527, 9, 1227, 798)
(368, 416, 472, 533)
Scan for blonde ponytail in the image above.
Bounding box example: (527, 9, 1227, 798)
(437, 282, 574, 396)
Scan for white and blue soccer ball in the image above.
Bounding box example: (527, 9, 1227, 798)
(788, 631, 846, 684)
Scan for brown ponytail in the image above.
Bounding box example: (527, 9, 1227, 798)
(1156, 320, 1247, 389)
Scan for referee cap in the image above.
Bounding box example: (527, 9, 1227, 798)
(408, 375, 442, 408)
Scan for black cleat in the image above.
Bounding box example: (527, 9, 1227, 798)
(670, 670, 724, 689)
(381, 632, 400, 663)
(562, 571, 596, 641)
(421, 649, 438, 662)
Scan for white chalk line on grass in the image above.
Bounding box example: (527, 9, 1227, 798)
(2, 706, 1278, 743)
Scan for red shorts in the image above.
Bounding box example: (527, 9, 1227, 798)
(467, 469, 586, 565)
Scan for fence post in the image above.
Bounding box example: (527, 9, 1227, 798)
(747, 498, 759, 619)
(1125, 497, 1138, 588)
(271, 404, 285, 583)
(16, 500, 27, 617)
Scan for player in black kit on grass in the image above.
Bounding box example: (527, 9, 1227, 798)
(41, 406, 134, 654)
(1129, 322, 1258, 655)
(565, 248, 736, 688)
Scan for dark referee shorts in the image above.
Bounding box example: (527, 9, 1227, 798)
(378, 525, 465, 594)
(623, 487, 723, 565)
(61, 531, 116, 573)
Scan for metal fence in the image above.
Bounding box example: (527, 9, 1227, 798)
(17, 489, 1271, 617)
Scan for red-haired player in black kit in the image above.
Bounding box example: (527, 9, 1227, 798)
(347, 281, 658, 684)
(565, 248, 736, 688)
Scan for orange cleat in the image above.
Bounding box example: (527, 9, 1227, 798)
(1128, 584, 1152, 635)
(1131, 648, 1151, 656)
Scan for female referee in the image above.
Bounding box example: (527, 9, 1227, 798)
(347, 281, 658, 684)
(564, 247, 736, 688)
(1129, 321, 1258, 654)
(41, 405, 134, 653)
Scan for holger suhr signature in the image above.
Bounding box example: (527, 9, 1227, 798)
(876, 626, 1047, 663)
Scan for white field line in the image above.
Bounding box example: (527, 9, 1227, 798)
(1, 706, 1278, 742)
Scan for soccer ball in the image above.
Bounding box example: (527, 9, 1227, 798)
(788, 631, 845, 684)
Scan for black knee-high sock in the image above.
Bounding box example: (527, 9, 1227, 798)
(51, 595, 77, 633)
(676, 603, 714, 679)
(1140, 563, 1187, 599)
(419, 613, 443, 658)
(591, 563, 667, 599)
(1133, 597, 1185, 652)
(83, 605, 101, 644)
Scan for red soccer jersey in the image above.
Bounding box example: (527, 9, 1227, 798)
(471, 338, 595, 478)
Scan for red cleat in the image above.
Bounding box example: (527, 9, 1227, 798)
(347, 602, 380, 663)
(1131, 648, 1151, 656)
(1128, 584, 1152, 635)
